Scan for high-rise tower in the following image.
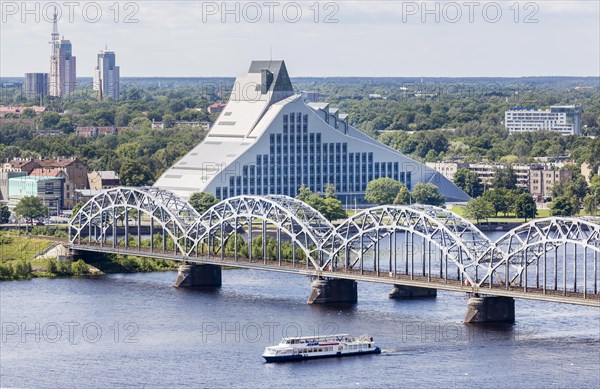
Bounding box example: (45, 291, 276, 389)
(93, 49, 120, 100)
(49, 10, 76, 97)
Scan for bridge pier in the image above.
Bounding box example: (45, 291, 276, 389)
(307, 278, 357, 304)
(175, 264, 222, 288)
(464, 296, 515, 324)
(388, 285, 437, 299)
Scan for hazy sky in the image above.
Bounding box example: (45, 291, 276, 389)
(1, 1, 599, 77)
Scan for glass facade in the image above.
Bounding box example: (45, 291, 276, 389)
(214, 113, 411, 202)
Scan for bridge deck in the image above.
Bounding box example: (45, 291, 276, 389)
(72, 244, 599, 307)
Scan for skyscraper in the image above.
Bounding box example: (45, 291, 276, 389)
(24, 73, 48, 97)
(93, 49, 120, 100)
(49, 11, 76, 97)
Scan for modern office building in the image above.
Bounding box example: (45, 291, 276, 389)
(505, 105, 583, 135)
(8, 175, 64, 215)
(93, 49, 120, 100)
(24, 73, 48, 97)
(154, 60, 469, 204)
(49, 11, 76, 97)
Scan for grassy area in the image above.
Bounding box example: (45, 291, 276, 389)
(448, 205, 595, 224)
(0, 231, 178, 281)
(0, 233, 56, 268)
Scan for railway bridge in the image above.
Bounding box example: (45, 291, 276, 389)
(69, 187, 600, 323)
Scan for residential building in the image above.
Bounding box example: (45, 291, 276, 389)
(24, 73, 48, 97)
(425, 161, 468, 182)
(581, 162, 600, 184)
(428, 160, 573, 200)
(505, 105, 583, 136)
(154, 60, 469, 204)
(75, 126, 130, 137)
(88, 171, 120, 191)
(49, 11, 76, 97)
(208, 103, 226, 114)
(8, 175, 64, 215)
(0, 106, 46, 116)
(529, 169, 572, 200)
(35, 158, 89, 208)
(93, 49, 120, 100)
(151, 121, 211, 130)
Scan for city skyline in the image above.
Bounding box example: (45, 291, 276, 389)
(1, 1, 598, 78)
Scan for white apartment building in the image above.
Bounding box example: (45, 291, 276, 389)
(505, 105, 583, 136)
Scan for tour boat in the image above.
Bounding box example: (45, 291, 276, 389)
(262, 334, 381, 362)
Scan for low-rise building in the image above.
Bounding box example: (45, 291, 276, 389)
(529, 169, 572, 200)
(75, 126, 130, 137)
(8, 175, 64, 215)
(0, 106, 46, 117)
(88, 171, 120, 191)
(151, 121, 211, 130)
(207, 103, 226, 114)
(428, 161, 572, 200)
(36, 158, 89, 208)
(425, 161, 468, 182)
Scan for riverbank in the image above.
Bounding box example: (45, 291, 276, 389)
(0, 231, 177, 281)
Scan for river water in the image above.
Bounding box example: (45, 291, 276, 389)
(2, 228, 600, 388)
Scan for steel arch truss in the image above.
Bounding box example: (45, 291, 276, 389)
(69, 187, 198, 254)
(185, 195, 336, 269)
(482, 217, 600, 295)
(69, 188, 599, 300)
(323, 205, 491, 285)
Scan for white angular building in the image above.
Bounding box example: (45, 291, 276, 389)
(154, 60, 469, 204)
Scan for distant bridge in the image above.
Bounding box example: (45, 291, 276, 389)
(69, 187, 600, 318)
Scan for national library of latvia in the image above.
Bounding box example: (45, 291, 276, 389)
(155, 60, 469, 204)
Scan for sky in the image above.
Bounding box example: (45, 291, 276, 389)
(1, 1, 599, 77)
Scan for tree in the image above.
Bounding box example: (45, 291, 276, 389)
(320, 197, 347, 221)
(493, 166, 518, 190)
(295, 185, 346, 221)
(365, 178, 403, 205)
(550, 195, 578, 217)
(583, 175, 600, 215)
(513, 192, 537, 221)
(189, 192, 219, 214)
(14, 196, 48, 225)
(482, 188, 512, 216)
(41, 111, 60, 129)
(411, 183, 445, 206)
(464, 197, 495, 223)
(583, 194, 598, 216)
(0, 203, 10, 224)
(393, 184, 411, 205)
(119, 159, 154, 186)
(324, 183, 336, 199)
(70, 203, 83, 219)
(453, 168, 484, 198)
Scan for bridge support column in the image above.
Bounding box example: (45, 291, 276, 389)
(307, 278, 357, 304)
(175, 264, 222, 288)
(464, 296, 515, 324)
(388, 285, 437, 299)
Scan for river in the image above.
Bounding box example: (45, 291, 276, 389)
(1, 264, 599, 388)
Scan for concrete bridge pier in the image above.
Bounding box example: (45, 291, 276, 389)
(464, 296, 515, 323)
(388, 285, 437, 299)
(307, 278, 357, 304)
(175, 264, 222, 288)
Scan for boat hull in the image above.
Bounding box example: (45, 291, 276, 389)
(263, 346, 381, 363)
